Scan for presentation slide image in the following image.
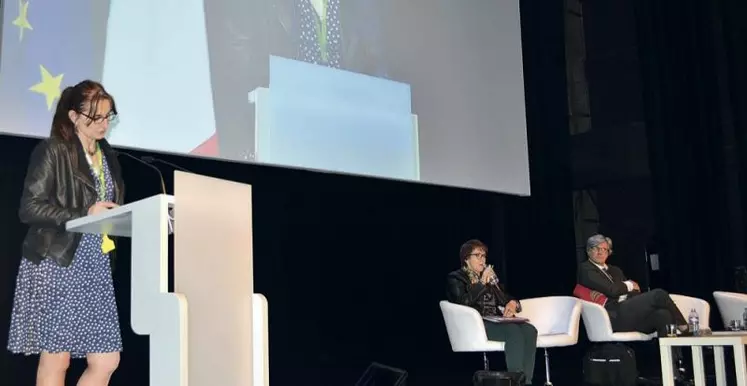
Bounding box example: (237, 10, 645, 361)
(1, 0, 530, 195)
(249, 56, 420, 181)
(102, 0, 217, 157)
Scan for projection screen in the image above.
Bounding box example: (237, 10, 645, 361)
(0, 0, 530, 195)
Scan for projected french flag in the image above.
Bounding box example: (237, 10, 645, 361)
(191, 134, 219, 156)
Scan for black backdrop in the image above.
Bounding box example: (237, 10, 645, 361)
(0, 1, 577, 385)
(635, 0, 747, 303)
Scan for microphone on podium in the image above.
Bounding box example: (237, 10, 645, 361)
(141, 155, 192, 173)
(139, 156, 192, 234)
(115, 150, 175, 232)
(115, 150, 167, 194)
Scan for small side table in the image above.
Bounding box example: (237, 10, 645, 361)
(659, 331, 747, 386)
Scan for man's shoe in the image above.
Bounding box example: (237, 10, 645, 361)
(674, 367, 694, 385)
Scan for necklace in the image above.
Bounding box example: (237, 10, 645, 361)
(463, 266, 481, 284)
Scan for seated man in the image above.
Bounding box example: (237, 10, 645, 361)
(577, 234, 690, 380)
(446, 239, 536, 385)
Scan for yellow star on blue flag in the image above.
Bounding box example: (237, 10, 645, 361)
(12, 0, 33, 41)
(29, 65, 64, 111)
(0, 0, 110, 137)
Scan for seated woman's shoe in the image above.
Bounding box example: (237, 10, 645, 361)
(472, 370, 525, 385)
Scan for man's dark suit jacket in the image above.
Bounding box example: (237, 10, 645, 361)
(577, 260, 639, 314)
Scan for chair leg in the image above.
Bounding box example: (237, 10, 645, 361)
(483, 352, 490, 370)
(543, 348, 553, 386)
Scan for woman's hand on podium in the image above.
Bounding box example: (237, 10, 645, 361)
(88, 201, 119, 215)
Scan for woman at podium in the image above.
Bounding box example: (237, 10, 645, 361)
(446, 239, 537, 385)
(6, 80, 125, 385)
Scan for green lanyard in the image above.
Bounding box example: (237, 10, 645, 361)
(90, 143, 116, 253)
(313, 0, 329, 62)
(92, 143, 106, 200)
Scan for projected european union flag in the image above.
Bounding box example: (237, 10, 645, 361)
(0, 0, 107, 137)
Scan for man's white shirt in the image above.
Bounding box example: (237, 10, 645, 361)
(590, 260, 634, 302)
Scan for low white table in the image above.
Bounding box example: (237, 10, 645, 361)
(659, 331, 747, 386)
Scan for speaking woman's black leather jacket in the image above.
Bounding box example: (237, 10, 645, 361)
(19, 137, 125, 267)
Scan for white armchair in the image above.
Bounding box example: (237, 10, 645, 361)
(440, 297, 582, 385)
(439, 300, 505, 370)
(517, 296, 582, 386)
(713, 291, 747, 329)
(579, 293, 710, 343)
(670, 294, 710, 330)
(579, 300, 655, 342)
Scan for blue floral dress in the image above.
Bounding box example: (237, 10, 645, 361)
(7, 154, 123, 358)
(298, 0, 342, 68)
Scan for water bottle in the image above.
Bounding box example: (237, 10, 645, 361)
(688, 308, 700, 335)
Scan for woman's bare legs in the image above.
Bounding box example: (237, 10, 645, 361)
(77, 352, 120, 386)
(37, 351, 70, 386)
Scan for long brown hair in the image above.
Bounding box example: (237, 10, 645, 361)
(50, 80, 117, 141)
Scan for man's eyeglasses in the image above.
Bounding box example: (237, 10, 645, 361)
(594, 247, 611, 254)
(469, 253, 487, 259)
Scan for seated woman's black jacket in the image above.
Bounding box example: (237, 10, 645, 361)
(446, 269, 522, 316)
(19, 137, 125, 267)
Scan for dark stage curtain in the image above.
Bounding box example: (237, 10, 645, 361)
(635, 0, 747, 306)
(505, 0, 576, 299)
(721, 0, 747, 271)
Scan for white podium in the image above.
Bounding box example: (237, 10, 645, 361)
(66, 171, 267, 386)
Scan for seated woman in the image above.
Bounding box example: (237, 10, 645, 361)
(446, 239, 537, 385)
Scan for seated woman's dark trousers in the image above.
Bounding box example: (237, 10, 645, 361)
(484, 322, 538, 384)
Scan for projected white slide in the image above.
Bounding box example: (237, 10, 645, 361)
(250, 56, 420, 180)
(101, 0, 217, 155)
(0, 0, 530, 195)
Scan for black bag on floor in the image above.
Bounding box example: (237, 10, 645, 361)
(472, 370, 525, 386)
(583, 343, 638, 386)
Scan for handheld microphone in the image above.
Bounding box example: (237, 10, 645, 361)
(485, 264, 499, 286)
(115, 150, 167, 194)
